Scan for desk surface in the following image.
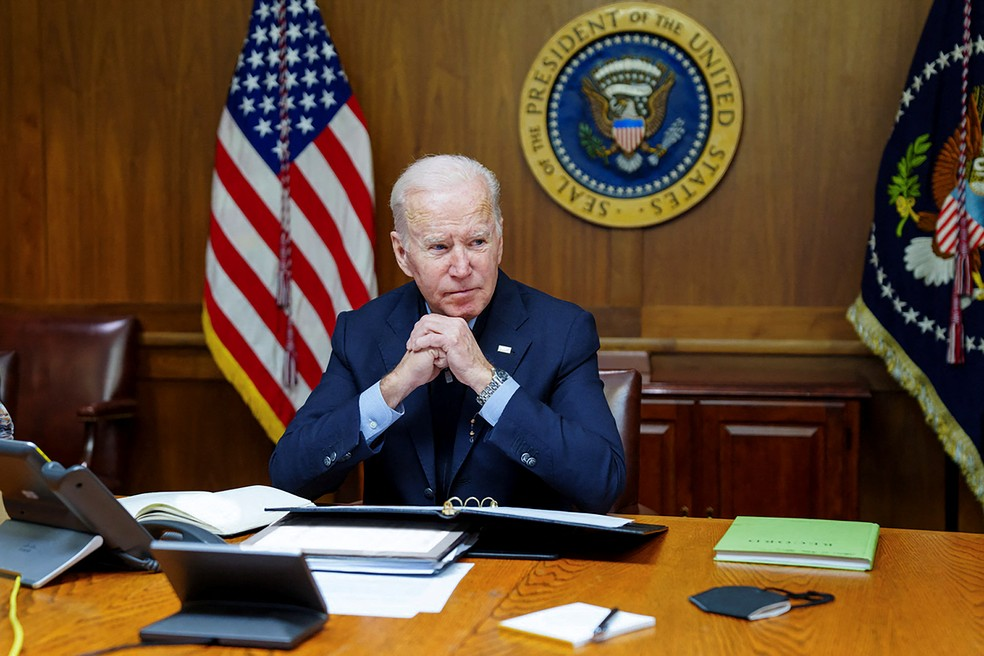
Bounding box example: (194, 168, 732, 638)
(5, 516, 983, 655)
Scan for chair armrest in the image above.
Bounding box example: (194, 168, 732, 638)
(77, 398, 137, 420)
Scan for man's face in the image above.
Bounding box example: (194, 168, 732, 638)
(391, 179, 502, 321)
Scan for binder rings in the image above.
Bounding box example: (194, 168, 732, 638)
(265, 500, 667, 559)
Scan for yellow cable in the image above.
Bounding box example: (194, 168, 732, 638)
(4, 573, 23, 656)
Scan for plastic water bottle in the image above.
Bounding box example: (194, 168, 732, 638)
(0, 400, 13, 439)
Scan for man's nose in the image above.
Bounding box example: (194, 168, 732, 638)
(448, 248, 470, 276)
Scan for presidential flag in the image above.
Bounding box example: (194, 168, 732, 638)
(848, 0, 983, 508)
(203, 0, 376, 442)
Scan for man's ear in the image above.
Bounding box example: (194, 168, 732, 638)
(391, 231, 414, 278)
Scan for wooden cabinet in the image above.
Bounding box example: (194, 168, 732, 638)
(638, 370, 867, 520)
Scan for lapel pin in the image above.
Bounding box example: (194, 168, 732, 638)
(497, 345, 512, 354)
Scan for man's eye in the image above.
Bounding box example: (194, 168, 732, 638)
(429, 244, 447, 252)
(471, 239, 487, 247)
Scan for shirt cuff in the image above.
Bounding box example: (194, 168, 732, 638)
(359, 381, 403, 445)
(478, 375, 518, 426)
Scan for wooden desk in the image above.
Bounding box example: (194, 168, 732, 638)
(5, 516, 982, 655)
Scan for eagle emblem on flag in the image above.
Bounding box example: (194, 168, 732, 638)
(895, 88, 984, 295)
(580, 57, 685, 173)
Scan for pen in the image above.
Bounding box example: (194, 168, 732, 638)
(592, 607, 619, 641)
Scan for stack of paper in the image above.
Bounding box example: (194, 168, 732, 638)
(244, 515, 477, 575)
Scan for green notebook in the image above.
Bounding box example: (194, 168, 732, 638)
(713, 516, 880, 571)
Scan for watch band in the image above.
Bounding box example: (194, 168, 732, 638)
(477, 367, 509, 406)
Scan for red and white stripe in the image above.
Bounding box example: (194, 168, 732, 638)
(614, 125, 645, 153)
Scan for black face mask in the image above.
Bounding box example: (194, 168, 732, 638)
(689, 586, 835, 620)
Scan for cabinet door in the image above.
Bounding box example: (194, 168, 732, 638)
(640, 398, 696, 516)
(697, 399, 858, 520)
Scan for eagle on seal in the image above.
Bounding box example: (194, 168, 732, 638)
(580, 59, 680, 173)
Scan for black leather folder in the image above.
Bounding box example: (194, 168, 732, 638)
(265, 503, 667, 560)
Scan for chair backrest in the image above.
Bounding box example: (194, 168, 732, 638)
(0, 312, 139, 490)
(600, 368, 642, 514)
(0, 350, 16, 416)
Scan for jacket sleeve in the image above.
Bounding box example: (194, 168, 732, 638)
(484, 310, 626, 514)
(268, 312, 377, 499)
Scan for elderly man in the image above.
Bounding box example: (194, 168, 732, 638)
(269, 154, 625, 513)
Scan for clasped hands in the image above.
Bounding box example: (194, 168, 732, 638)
(380, 314, 493, 409)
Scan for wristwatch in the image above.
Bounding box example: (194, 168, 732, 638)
(476, 367, 509, 406)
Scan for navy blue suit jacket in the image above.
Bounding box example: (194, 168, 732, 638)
(269, 271, 625, 513)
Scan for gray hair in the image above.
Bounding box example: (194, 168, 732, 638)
(389, 154, 502, 242)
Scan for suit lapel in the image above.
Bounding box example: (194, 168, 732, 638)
(478, 273, 533, 377)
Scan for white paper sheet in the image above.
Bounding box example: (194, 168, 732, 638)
(311, 562, 474, 618)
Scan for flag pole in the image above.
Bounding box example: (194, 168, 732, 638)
(274, 0, 297, 389)
(948, 0, 974, 365)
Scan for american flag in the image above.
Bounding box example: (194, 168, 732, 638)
(203, 0, 376, 442)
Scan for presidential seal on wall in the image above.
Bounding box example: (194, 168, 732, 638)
(519, 3, 743, 228)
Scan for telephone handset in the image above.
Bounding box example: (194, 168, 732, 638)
(138, 518, 226, 545)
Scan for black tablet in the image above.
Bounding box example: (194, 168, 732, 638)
(141, 542, 328, 649)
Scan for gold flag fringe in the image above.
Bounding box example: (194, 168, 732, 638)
(848, 295, 984, 511)
(202, 307, 286, 444)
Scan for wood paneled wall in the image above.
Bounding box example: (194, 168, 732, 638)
(2, 0, 981, 530)
(0, 0, 932, 310)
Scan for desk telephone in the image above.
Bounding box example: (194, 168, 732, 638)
(0, 439, 222, 578)
(42, 461, 224, 569)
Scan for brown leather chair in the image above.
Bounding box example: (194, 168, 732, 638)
(0, 350, 16, 416)
(0, 313, 139, 492)
(600, 368, 647, 515)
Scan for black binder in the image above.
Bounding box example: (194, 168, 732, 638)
(266, 500, 667, 559)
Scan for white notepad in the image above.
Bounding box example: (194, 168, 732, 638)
(499, 602, 655, 647)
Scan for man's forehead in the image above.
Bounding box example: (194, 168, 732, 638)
(406, 178, 489, 210)
(406, 196, 494, 229)
(412, 214, 495, 241)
